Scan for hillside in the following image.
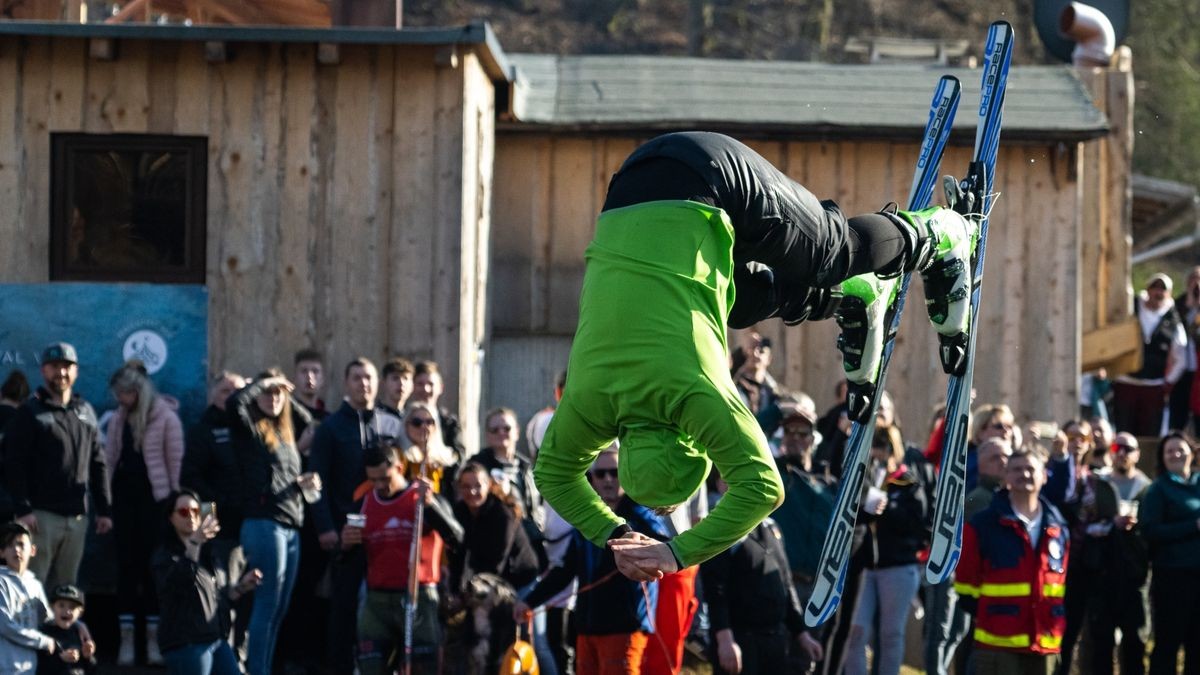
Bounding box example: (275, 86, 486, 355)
(403, 0, 1050, 64)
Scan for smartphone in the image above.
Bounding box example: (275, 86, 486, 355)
(200, 502, 217, 521)
(1029, 421, 1059, 441)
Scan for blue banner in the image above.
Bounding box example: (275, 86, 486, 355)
(0, 283, 208, 425)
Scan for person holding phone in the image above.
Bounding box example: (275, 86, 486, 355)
(152, 490, 262, 675)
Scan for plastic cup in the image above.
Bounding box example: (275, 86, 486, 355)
(346, 513, 366, 529)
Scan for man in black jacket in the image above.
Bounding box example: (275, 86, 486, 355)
(181, 371, 246, 540)
(701, 517, 823, 675)
(308, 358, 402, 673)
(411, 361, 465, 460)
(2, 342, 112, 592)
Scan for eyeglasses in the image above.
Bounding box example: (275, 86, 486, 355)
(488, 425, 513, 434)
(1113, 444, 1137, 454)
(175, 506, 200, 518)
(589, 468, 618, 480)
(1067, 433, 1089, 442)
(408, 418, 435, 428)
(987, 422, 1013, 431)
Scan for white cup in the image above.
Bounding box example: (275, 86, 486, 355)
(864, 486, 888, 513)
(345, 513, 366, 529)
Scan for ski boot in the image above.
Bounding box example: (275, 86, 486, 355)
(835, 271, 900, 424)
(913, 175, 982, 375)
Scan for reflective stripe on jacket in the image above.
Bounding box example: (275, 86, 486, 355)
(954, 490, 1069, 655)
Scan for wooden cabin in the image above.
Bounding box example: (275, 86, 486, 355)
(490, 53, 1133, 432)
(0, 17, 1136, 447)
(0, 21, 509, 441)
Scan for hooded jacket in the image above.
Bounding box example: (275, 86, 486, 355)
(0, 565, 54, 673)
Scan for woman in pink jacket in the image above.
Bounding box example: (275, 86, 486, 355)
(106, 360, 184, 667)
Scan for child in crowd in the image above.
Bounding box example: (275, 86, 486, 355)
(37, 585, 96, 675)
(0, 522, 60, 673)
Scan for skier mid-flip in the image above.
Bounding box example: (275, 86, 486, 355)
(532, 130, 980, 580)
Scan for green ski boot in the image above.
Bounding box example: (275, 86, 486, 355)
(835, 272, 900, 423)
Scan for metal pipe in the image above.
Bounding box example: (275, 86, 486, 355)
(1133, 234, 1200, 265)
(1059, 2, 1116, 67)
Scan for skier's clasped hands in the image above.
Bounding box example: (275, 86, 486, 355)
(608, 531, 679, 581)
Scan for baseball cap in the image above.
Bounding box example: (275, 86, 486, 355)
(49, 584, 84, 607)
(40, 342, 78, 365)
(780, 395, 818, 426)
(1146, 273, 1173, 293)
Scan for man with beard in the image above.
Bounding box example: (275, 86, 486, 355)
(2, 343, 112, 591)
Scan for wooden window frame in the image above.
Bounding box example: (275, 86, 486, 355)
(50, 132, 207, 284)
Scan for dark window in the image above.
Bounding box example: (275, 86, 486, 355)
(51, 133, 207, 284)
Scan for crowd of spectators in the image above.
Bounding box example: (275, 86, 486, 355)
(0, 268, 1198, 675)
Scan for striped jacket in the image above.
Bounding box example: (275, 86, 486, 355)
(954, 490, 1069, 655)
(105, 395, 184, 501)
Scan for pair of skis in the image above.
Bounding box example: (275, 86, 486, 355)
(804, 21, 1014, 628)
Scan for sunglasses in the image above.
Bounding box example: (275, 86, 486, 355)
(784, 427, 813, 438)
(488, 425, 513, 433)
(408, 418, 435, 428)
(1113, 444, 1137, 454)
(175, 506, 200, 518)
(589, 468, 618, 480)
(987, 422, 1013, 431)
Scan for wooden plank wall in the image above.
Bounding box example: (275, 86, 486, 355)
(0, 35, 494, 450)
(1078, 61, 1134, 332)
(491, 134, 1082, 434)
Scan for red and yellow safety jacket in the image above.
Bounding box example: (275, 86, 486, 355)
(954, 491, 1069, 655)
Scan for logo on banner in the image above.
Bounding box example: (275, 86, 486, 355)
(123, 330, 169, 374)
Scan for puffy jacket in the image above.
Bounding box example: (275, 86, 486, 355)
(105, 396, 184, 501)
(954, 491, 1069, 655)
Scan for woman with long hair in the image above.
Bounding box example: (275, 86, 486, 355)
(226, 369, 320, 675)
(1140, 432, 1200, 674)
(401, 402, 456, 493)
(845, 425, 928, 675)
(106, 360, 184, 666)
(152, 489, 261, 675)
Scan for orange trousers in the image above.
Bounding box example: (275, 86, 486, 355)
(642, 566, 700, 674)
(576, 632, 650, 675)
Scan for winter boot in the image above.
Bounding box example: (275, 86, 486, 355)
(117, 615, 135, 666)
(835, 272, 900, 423)
(146, 615, 164, 665)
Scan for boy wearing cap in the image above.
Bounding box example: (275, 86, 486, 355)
(1113, 274, 1188, 436)
(38, 585, 96, 675)
(1, 342, 112, 592)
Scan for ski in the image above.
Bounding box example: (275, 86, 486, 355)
(925, 20, 1014, 585)
(804, 74, 961, 627)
